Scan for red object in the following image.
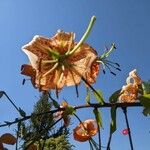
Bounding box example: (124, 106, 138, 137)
(122, 129, 129, 135)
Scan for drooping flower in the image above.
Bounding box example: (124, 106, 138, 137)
(73, 119, 98, 142)
(85, 60, 100, 85)
(54, 101, 70, 126)
(119, 69, 142, 103)
(126, 69, 142, 86)
(0, 133, 16, 150)
(21, 16, 99, 92)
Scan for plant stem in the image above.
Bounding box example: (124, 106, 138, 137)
(97, 123, 101, 150)
(106, 133, 112, 150)
(122, 107, 134, 150)
(0, 102, 142, 128)
(73, 113, 83, 124)
(4, 92, 20, 113)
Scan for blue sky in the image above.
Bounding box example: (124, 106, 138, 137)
(0, 0, 150, 149)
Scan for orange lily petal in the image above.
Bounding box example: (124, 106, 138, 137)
(73, 119, 98, 142)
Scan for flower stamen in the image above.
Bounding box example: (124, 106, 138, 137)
(42, 63, 58, 77)
(42, 59, 58, 64)
(65, 32, 74, 55)
(57, 65, 65, 86)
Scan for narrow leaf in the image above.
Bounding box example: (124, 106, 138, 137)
(18, 107, 26, 117)
(90, 138, 99, 150)
(89, 140, 94, 150)
(110, 107, 117, 134)
(86, 90, 90, 104)
(93, 89, 104, 105)
(109, 89, 121, 103)
(52, 100, 60, 108)
(93, 108, 103, 127)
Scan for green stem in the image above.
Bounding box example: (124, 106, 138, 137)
(68, 16, 96, 55)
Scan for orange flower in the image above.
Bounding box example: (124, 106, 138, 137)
(121, 83, 139, 95)
(73, 119, 98, 142)
(85, 60, 100, 85)
(126, 69, 142, 86)
(119, 69, 142, 103)
(0, 133, 16, 150)
(21, 30, 98, 91)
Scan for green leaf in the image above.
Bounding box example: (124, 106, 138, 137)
(109, 89, 121, 103)
(93, 108, 103, 127)
(93, 89, 104, 105)
(86, 90, 90, 104)
(110, 106, 117, 134)
(19, 107, 26, 117)
(139, 94, 150, 117)
(52, 100, 60, 108)
(90, 138, 99, 150)
(0, 91, 4, 98)
(89, 140, 94, 150)
(63, 106, 75, 117)
(142, 81, 150, 94)
(143, 107, 150, 116)
(139, 94, 150, 108)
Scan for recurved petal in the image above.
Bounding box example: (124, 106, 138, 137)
(22, 50, 38, 69)
(22, 35, 52, 60)
(51, 30, 75, 54)
(127, 69, 142, 85)
(85, 60, 100, 85)
(21, 64, 36, 87)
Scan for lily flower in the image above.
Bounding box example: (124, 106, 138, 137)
(119, 69, 142, 103)
(73, 119, 98, 142)
(21, 16, 99, 92)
